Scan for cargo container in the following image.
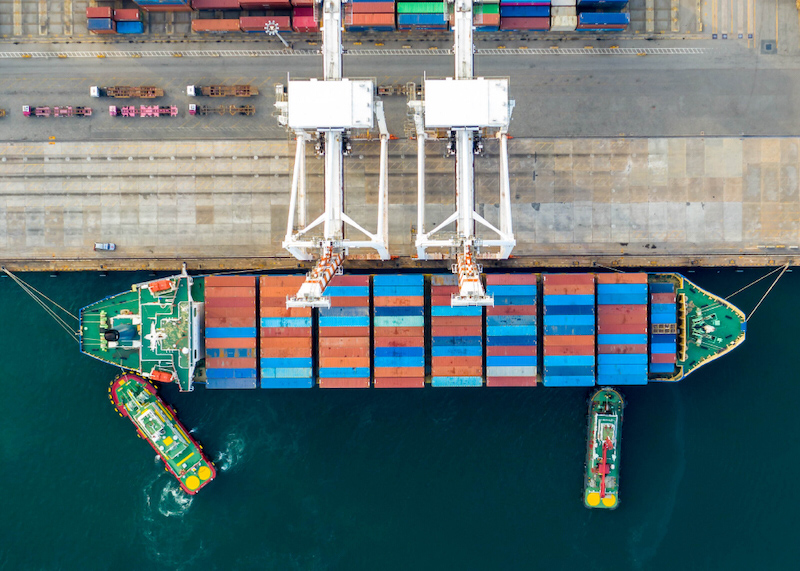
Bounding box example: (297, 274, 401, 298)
(431, 275, 483, 386)
(239, 16, 292, 32)
(318, 275, 370, 388)
(134, 1, 193, 13)
(192, 19, 242, 33)
(192, 0, 241, 8)
(117, 21, 145, 34)
(87, 7, 113, 19)
(486, 275, 538, 387)
(113, 9, 142, 21)
(88, 18, 117, 33)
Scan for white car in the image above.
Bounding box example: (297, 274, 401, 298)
(94, 242, 116, 251)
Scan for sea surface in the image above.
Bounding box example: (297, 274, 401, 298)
(1, 268, 798, 571)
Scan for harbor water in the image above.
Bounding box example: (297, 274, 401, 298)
(1, 268, 798, 570)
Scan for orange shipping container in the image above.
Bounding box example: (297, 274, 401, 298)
(429, 316, 482, 327)
(330, 297, 369, 308)
(205, 306, 257, 319)
(319, 378, 371, 388)
(374, 367, 425, 378)
(205, 286, 255, 298)
(432, 366, 483, 377)
(372, 326, 424, 338)
(205, 317, 255, 328)
(206, 275, 256, 287)
(543, 274, 595, 286)
(544, 345, 594, 356)
(598, 312, 647, 325)
(374, 377, 425, 388)
(432, 356, 482, 367)
(544, 334, 594, 346)
(318, 326, 370, 337)
(543, 284, 594, 296)
(318, 336, 370, 348)
(205, 337, 257, 349)
(259, 307, 311, 318)
(259, 337, 312, 349)
(373, 296, 425, 307)
(319, 357, 370, 368)
(351, 13, 395, 25)
(260, 326, 312, 338)
(320, 346, 372, 359)
(596, 273, 648, 284)
(206, 357, 256, 369)
(259, 276, 305, 288)
(373, 335, 424, 347)
(260, 346, 312, 358)
(192, 19, 241, 33)
(259, 286, 304, 297)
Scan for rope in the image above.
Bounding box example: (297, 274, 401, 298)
(2, 267, 80, 343)
(593, 263, 625, 273)
(747, 264, 790, 322)
(725, 265, 785, 300)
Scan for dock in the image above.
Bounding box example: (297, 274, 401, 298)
(0, 136, 797, 271)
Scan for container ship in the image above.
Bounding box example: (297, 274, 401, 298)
(81, 271, 746, 391)
(109, 373, 216, 494)
(584, 388, 624, 509)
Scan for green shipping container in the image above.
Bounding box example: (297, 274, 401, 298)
(397, 2, 448, 14)
(478, 3, 499, 14)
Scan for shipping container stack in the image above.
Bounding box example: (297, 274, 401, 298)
(133, 0, 193, 13)
(596, 273, 649, 385)
(430, 274, 483, 387)
(192, 19, 242, 32)
(192, 0, 241, 9)
(448, 1, 499, 32)
(575, 0, 629, 31)
(204, 276, 258, 389)
(259, 276, 313, 388)
(292, 0, 318, 32)
(485, 274, 538, 387)
(499, 0, 550, 31)
(397, 1, 449, 31)
(345, 0, 395, 32)
(542, 274, 596, 387)
(240, 0, 293, 35)
(549, 0, 576, 31)
(649, 282, 678, 376)
(317, 275, 371, 388)
(87, 7, 117, 34)
(372, 275, 425, 388)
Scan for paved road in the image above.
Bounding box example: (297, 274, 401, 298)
(0, 41, 798, 141)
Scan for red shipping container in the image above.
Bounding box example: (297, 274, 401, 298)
(330, 297, 369, 308)
(651, 353, 676, 364)
(374, 367, 425, 378)
(431, 366, 483, 377)
(206, 357, 256, 369)
(205, 297, 256, 309)
(597, 323, 648, 334)
(260, 275, 304, 288)
(485, 274, 537, 286)
(192, 19, 242, 32)
(487, 376, 536, 387)
(260, 326, 312, 338)
(543, 273, 594, 286)
(87, 7, 112, 18)
(205, 306, 257, 318)
(544, 345, 594, 356)
(113, 9, 141, 21)
(597, 305, 648, 317)
(598, 312, 647, 325)
(544, 335, 594, 346)
(319, 357, 370, 368)
(430, 316, 482, 326)
(328, 275, 369, 287)
(374, 296, 425, 307)
(486, 305, 537, 316)
(431, 326, 482, 337)
(486, 346, 536, 357)
(317, 337, 370, 348)
(596, 273, 648, 284)
(651, 292, 677, 304)
(205, 317, 256, 328)
(193, 0, 240, 9)
(374, 377, 425, 388)
(259, 337, 311, 349)
(136, 4, 193, 12)
(291, 0, 315, 5)
(432, 356, 481, 367)
(205, 286, 255, 298)
(597, 344, 648, 354)
(351, 14, 395, 25)
(205, 337, 257, 349)
(259, 307, 311, 318)
(499, 17, 550, 30)
(319, 378, 370, 388)
(543, 284, 594, 296)
(240, 16, 292, 31)
(260, 346, 311, 358)
(350, 2, 395, 14)
(373, 336, 424, 347)
(318, 326, 370, 338)
(372, 326, 424, 338)
(320, 346, 371, 358)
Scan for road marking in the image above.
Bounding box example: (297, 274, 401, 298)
(0, 47, 709, 60)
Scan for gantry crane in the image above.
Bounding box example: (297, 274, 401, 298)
(275, 0, 390, 308)
(408, 0, 515, 306)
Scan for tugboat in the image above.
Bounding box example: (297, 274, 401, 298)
(109, 373, 216, 494)
(584, 388, 624, 509)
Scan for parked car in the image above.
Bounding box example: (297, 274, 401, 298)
(94, 242, 116, 251)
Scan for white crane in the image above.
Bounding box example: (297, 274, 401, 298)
(275, 0, 390, 308)
(409, 0, 515, 306)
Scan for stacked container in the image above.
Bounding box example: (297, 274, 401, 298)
(448, 1, 499, 32)
(192, 19, 242, 32)
(397, 1, 449, 31)
(87, 7, 117, 34)
(430, 275, 483, 387)
(485, 274, 538, 387)
(240, 15, 292, 32)
(549, 0, 576, 31)
(499, 0, 550, 31)
(117, 21, 145, 33)
(192, 0, 241, 8)
(373, 275, 425, 388)
(259, 276, 313, 388)
(292, 4, 318, 32)
(649, 282, 678, 375)
(542, 274, 595, 387)
(596, 273, 648, 385)
(133, 0, 193, 13)
(204, 276, 258, 389)
(113, 9, 142, 22)
(576, 10, 629, 31)
(318, 275, 371, 388)
(345, 0, 396, 32)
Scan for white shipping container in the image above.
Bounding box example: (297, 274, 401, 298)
(551, 6, 577, 16)
(550, 0, 577, 6)
(550, 14, 578, 31)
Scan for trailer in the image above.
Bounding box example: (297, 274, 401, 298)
(23, 105, 51, 117)
(109, 105, 178, 117)
(189, 104, 255, 116)
(53, 106, 92, 117)
(90, 86, 165, 98)
(186, 85, 258, 97)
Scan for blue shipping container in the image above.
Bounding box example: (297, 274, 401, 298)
(323, 286, 369, 297)
(597, 353, 648, 364)
(543, 355, 595, 367)
(117, 21, 144, 34)
(318, 316, 370, 328)
(543, 324, 595, 336)
(431, 305, 483, 317)
(431, 376, 483, 387)
(500, 6, 550, 17)
(261, 377, 314, 389)
(260, 317, 311, 328)
(597, 284, 648, 295)
(431, 345, 482, 357)
(543, 376, 595, 387)
(432, 336, 482, 346)
(486, 315, 537, 326)
(650, 283, 675, 293)
(260, 357, 312, 368)
(205, 327, 256, 338)
(260, 367, 313, 378)
(487, 335, 536, 346)
(545, 365, 595, 377)
(206, 377, 258, 389)
(578, 12, 631, 26)
(650, 362, 676, 374)
(597, 293, 648, 306)
(318, 367, 371, 378)
(87, 18, 115, 31)
(597, 374, 647, 386)
(374, 306, 424, 317)
(650, 313, 677, 325)
(597, 333, 648, 345)
(487, 325, 538, 337)
(397, 13, 448, 25)
(543, 294, 595, 306)
(543, 314, 595, 326)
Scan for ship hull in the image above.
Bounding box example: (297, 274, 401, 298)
(584, 387, 624, 509)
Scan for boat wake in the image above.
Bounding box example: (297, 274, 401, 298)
(215, 433, 246, 472)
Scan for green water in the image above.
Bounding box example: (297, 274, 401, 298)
(1, 269, 798, 570)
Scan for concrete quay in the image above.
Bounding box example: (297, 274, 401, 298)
(0, 136, 797, 271)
